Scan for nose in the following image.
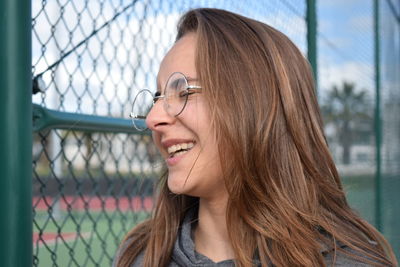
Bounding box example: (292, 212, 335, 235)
(146, 99, 176, 131)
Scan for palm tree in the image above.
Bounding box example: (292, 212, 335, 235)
(321, 81, 372, 165)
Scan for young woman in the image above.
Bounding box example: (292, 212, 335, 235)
(115, 8, 397, 267)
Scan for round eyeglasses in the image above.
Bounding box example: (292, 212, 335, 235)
(130, 72, 202, 131)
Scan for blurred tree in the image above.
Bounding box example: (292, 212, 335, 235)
(321, 81, 373, 165)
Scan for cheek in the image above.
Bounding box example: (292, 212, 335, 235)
(152, 132, 164, 154)
(196, 134, 222, 175)
(206, 146, 222, 173)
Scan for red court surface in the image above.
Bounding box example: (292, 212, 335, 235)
(33, 196, 153, 212)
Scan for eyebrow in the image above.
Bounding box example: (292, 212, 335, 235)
(155, 74, 199, 93)
(186, 76, 198, 82)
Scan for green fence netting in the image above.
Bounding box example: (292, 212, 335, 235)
(380, 0, 400, 255)
(318, 0, 377, 223)
(31, 1, 307, 266)
(317, 0, 399, 258)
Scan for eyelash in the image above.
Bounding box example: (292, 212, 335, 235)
(178, 90, 195, 98)
(153, 89, 195, 102)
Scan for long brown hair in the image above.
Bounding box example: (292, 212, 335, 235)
(117, 8, 397, 266)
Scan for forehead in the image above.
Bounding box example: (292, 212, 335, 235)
(157, 33, 197, 89)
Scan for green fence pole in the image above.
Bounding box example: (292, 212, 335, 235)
(32, 104, 149, 134)
(373, 0, 382, 231)
(0, 0, 32, 266)
(306, 0, 318, 89)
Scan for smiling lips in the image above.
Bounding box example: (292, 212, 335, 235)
(167, 142, 195, 158)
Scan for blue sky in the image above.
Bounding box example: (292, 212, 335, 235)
(317, 0, 375, 96)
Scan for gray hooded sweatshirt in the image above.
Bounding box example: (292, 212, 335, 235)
(114, 208, 376, 266)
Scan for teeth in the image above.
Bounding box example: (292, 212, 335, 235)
(174, 150, 188, 157)
(168, 145, 178, 154)
(167, 142, 195, 155)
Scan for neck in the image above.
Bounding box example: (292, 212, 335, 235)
(194, 194, 234, 262)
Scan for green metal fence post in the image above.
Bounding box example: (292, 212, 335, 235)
(306, 0, 318, 89)
(0, 0, 32, 266)
(373, 0, 382, 231)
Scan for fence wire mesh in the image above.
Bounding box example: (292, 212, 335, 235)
(317, 0, 400, 258)
(380, 0, 400, 255)
(318, 0, 377, 222)
(31, 1, 307, 266)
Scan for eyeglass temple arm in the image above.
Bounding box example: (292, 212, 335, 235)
(187, 85, 201, 89)
(129, 113, 146, 119)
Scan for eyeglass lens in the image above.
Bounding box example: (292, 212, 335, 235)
(131, 89, 153, 130)
(164, 72, 189, 117)
(131, 72, 190, 131)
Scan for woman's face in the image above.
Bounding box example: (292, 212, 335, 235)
(146, 33, 226, 200)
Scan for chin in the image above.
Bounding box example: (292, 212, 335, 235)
(167, 175, 199, 196)
(167, 175, 189, 195)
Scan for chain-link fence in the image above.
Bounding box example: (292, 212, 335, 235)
(28, 0, 399, 266)
(31, 1, 308, 266)
(380, 0, 400, 256)
(318, 0, 377, 224)
(317, 0, 400, 257)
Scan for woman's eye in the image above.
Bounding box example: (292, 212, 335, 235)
(153, 92, 161, 103)
(178, 90, 195, 98)
(178, 91, 188, 98)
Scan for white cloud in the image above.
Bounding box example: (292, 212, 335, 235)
(319, 61, 375, 96)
